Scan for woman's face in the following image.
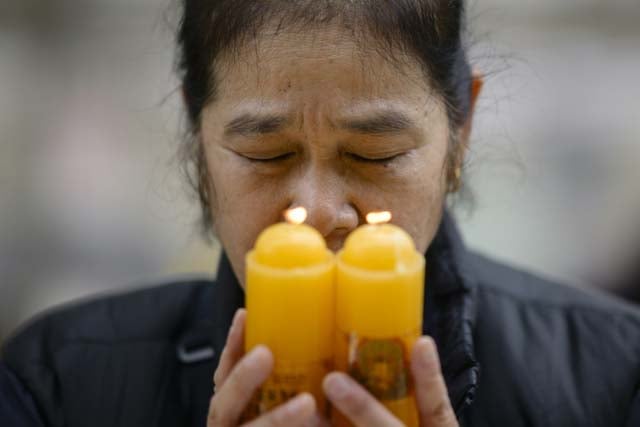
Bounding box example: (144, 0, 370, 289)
(200, 26, 457, 286)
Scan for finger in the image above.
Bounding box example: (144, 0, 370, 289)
(241, 393, 317, 427)
(302, 412, 332, 427)
(323, 372, 403, 427)
(213, 309, 247, 390)
(208, 345, 274, 427)
(411, 337, 458, 427)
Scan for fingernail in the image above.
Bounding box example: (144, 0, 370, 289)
(246, 344, 269, 365)
(324, 373, 351, 399)
(244, 345, 264, 366)
(417, 337, 437, 371)
(284, 393, 313, 416)
(250, 344, 268, 356)
(230, 309, 243, 331)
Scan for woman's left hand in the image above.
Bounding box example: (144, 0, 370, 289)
(323, 336, 459, 427)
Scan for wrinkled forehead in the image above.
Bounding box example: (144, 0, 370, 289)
(212, 24, 435, 108)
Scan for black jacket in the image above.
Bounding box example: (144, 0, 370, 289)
(2, 214, 640, 426)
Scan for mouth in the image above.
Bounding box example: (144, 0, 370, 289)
(326, 240, 344, 253)
(325, 230, 350, 253)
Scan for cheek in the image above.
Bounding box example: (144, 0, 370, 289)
(204, 147, 291, 284)
(365, 147, 447, 253)
(207, 146, 287, 215)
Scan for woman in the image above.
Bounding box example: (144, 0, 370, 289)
(2, 1, 640, 426)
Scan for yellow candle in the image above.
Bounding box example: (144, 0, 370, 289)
(243, 209, 335, 420)
(334, 215, 425, 426)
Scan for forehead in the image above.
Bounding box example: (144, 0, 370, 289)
(213, 25, 435, 109)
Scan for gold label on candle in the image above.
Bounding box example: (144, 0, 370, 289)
(241, 358, 333, 421)
(332, 330, 420, 427)
(346, 333, 412, 400)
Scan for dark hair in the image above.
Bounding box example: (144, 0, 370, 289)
(176, 0, 473, 231)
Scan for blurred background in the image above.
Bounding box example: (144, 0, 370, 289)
(1, 0, 639, 344)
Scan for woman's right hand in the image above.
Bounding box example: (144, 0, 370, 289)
(207, 309, 326, 427)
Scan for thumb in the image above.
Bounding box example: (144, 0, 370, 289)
(411, 337, 458, 427)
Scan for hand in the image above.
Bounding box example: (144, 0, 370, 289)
(323, 336, 458, 427)
(207, 309, 326, 427)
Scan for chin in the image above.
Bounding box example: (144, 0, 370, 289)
(326, 239, 345, 253)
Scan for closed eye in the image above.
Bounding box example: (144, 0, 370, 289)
(347, 153, 403, 164)
(242, 152, 295, 162)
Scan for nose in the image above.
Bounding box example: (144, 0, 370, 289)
(289, 167, 359, 249)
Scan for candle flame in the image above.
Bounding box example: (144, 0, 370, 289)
(366, 211, 392, 225)
(284, 207, 308, 225)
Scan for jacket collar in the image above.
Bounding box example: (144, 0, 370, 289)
(208, 210, 479, 416)
(423, 212, 479, 415)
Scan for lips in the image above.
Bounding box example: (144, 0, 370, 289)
(325, 230, 350, 253)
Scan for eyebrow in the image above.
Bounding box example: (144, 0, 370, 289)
(338, 111, 415, 135)
(224, 113, 289, 137)
(223, 109, 416, 137)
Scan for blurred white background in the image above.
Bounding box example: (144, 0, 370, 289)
(1, 0, 639, 343)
